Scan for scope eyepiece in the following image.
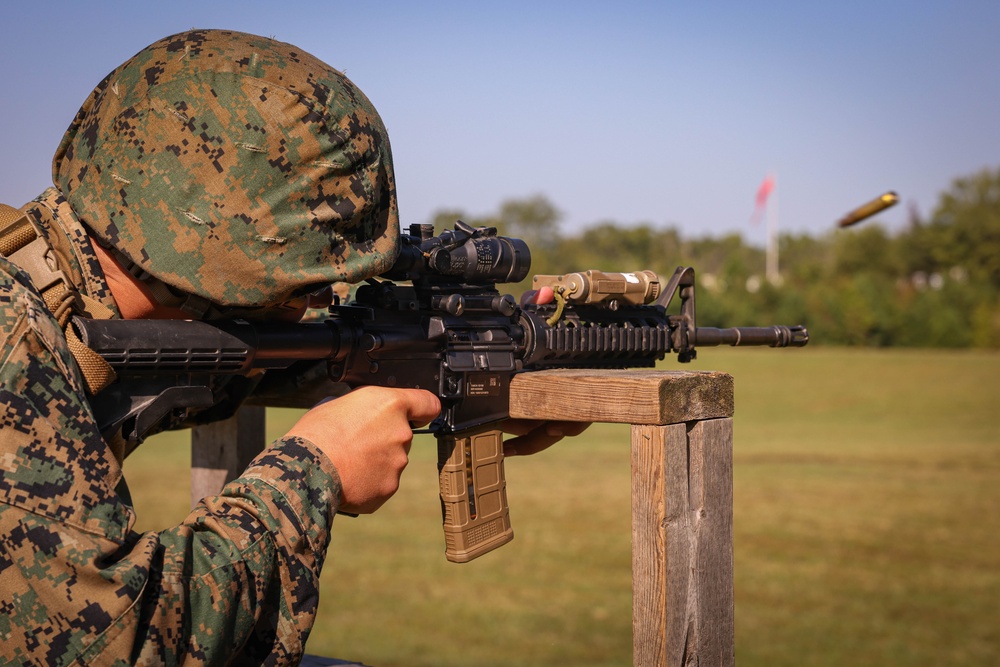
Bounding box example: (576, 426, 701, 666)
(383, 221, 531, 284)
(428, 234, 531, 283)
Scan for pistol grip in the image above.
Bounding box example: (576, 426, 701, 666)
(437, 425, 513, 563)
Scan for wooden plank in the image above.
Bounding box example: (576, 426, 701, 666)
(509, 369, 733, 425)
(631, 418, 734, 667)
(190, 406, 267, 507)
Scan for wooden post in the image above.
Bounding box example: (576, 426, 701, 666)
(510, 369, 735, 667)
(190, 405, 266, 508)
(190, 368, 735, 666)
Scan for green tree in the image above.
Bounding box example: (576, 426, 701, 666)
(929, 167, 1000, 288)
(493, 195, 561, 251)
(832, 224, 899, 280)
(779, 233, 833, 286)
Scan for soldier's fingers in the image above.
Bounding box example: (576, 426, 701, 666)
(503, 421, 590, 456)
(544, 421, 591, 438)
(500, 419, 546, 436)
(502, 419, 590, 438)
(518, 286, 555, 306)
(396, 388, 442, 427)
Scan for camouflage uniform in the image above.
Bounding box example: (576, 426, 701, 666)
(0, 29, 400, 665)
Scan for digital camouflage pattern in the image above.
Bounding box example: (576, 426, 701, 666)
(0, 40, 351, 663)
(55, 29, 399, 308)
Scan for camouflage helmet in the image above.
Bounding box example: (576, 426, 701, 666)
(53, 29, 399, 308)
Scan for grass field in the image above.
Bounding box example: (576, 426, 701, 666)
(126, 347, 1000, 666)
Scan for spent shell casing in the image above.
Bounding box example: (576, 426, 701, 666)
(837, 191, 899, 228)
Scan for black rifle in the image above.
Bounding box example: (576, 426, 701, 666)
(76, 221, 807, 562)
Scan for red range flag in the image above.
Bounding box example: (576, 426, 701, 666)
(750, 174, 775, 226)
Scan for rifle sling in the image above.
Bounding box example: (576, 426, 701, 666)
(0, 202, 116, 395)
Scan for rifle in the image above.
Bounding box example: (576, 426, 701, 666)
(75, 221, 808, 562)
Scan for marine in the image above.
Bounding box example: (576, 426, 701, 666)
(0, 29, 443, 665)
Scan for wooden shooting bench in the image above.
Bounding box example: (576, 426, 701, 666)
(191, 369, 736, 667)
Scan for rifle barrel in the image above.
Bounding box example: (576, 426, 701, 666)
(694, 325, 808, 348)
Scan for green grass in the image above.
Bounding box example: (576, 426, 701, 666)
(125, 347, 1000, 666)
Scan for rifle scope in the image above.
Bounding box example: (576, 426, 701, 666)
(382, 221, 531, 284)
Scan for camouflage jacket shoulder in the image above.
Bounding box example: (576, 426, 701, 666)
(0, 245, 342, 664)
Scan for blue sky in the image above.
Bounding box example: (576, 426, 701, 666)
(2, 1, 998, 244)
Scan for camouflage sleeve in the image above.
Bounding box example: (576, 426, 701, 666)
(0, 259, 342, 665)
(127, 436, 342, 665)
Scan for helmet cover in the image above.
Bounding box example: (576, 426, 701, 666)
(54, 29, 399, 307)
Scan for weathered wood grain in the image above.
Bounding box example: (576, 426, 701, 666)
(632, 418, 734, 667)
(509, 369, 733, 425)
(190, 405, 266, 507)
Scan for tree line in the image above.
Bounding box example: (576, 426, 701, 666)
(427, 166, 1000, 348)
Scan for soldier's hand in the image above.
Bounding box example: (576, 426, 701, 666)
(501, 419, 591, 457)
(286, 387, 441, 514)
(519, 285, 555, 307)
